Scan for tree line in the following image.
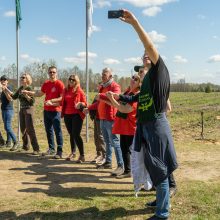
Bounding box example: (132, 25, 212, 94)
(1, 62, 219, 93)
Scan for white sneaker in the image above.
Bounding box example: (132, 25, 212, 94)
(96, 156, 105, 165)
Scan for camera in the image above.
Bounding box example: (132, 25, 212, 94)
(108, 10, 124, 19)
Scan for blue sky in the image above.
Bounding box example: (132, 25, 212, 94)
(0, 0, 220, 84)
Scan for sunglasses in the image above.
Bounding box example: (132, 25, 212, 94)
(69, 78, 76, 82)
(49, 71, 56, 74)
(132, 76, 139, 82)
(20, 76, 26, 79)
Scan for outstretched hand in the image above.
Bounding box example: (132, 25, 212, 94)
(120, 9, 137, 25)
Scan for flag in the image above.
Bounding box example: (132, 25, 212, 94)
(87, 0, 93, 37)
(16, 0, 22, 28)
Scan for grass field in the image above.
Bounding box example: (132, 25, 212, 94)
(0, 92, 220, 220)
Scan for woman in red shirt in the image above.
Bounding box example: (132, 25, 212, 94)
(61, 74, 87, 163)
(106, 73, 141, 178)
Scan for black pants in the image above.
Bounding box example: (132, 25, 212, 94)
(169, 173, 176, 188)
(120, 135, 134, 173)
(64, 114, 84, 156)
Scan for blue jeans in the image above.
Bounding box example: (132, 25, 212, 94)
(100, 120, 123, 167)
(156, 178, 170, 218)
(44, 110, 63, 153)
(2, 110, 16, 143)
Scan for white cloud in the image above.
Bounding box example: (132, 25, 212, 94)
(142, 6, 162, 17)
(20, 54, 40, 63)
(124, 57, 142, 64)
(0, 56, 6, 62)
(170, 72, 185, 82)
(119, 0, 177, 7)
(64, 51, 97, 64)
(77, 51, 97, 58)
(94, 0, 111, 8)
(37, 35, 58, 44)
(173, 55, 188, 63)
(148, 30, 167, 43)
(103, 58, 120, 65)
(4, 11, 15, 17)
(213, 35, 220, 40)
(197, 14, 206, 20)
(208, 54, 220, 63)
(88, 25, 101, 36)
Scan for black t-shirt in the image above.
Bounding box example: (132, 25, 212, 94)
(149, 56, 170, 113)
(1, 85, 13, 110)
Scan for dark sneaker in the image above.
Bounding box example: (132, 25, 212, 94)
(111, 166, 124, 176)
(10, 142, 19, 151)
(169, 187, 177, 198)
(116, 171, 131, 179)
(41, 149, 56, 157)
(0, 141, 6, 148)
(6, 141, 12, 148)
(54, 152, 62, 159)
(76, 155, 85, 163)
(145, 200, 157, 208)
(97, 161, 112, 169)
(147, 215, 168, 220)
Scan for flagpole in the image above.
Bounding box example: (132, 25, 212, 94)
(15, 0, 20, 142)
(86, 0, 89, 142)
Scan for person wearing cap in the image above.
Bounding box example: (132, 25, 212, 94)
(114, 10, 178, 220)
(0, 75, 18, 149)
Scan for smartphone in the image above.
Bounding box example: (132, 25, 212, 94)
(108, 10, 124, 19)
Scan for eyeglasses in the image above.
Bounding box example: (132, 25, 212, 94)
(49, 71, 56, 74)
(132, 76, 139, 82)
(20, 76, 26, 79)
(69, 78, 76, 82)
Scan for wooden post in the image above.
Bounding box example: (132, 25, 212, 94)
(201, 111, 204, 139)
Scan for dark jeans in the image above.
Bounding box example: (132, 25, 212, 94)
(20, 107, 39, 151)
(44, 110, 63, 153)
(94, 118, 105, 157)
(120, 135, 133, 173)
(64, 114, 84, 156)
(2, 109, 16, 143)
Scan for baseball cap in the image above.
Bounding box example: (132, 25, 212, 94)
(134, 65, 144, 72)
(0, 75, 8, 81)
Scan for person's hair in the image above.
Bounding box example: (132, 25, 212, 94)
(48, 66, 57, 72)
(102, 67, 112, 77)
(22, 73, 32, 85)
(66, 74, 80, 92)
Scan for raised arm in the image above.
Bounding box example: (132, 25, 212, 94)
(120, 10, 159, 65)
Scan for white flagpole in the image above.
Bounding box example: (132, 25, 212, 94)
(15, 0, 20, 143)
(85, 0, 89, 142)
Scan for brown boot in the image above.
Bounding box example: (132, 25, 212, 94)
(76, 155, 85, 163)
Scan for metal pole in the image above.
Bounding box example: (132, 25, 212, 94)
(85, 0, 89, 142)
(16, 0, 20, 142)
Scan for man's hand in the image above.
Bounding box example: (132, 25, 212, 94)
(95, 93, 100, 101)
(21, 90, 29, 95)
(83, 108, 89, 114)
(106, 91, 114, 99)
(44, 100, 53, 106)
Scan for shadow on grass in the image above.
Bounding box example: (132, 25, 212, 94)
(0, 206, 154, 220)
(0, 150, 154, 200)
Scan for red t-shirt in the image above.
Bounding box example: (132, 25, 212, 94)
(41, 80, 64, 112)
(62, 86, 87, 119)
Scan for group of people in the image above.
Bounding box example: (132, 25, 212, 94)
(0, 9, 178, 220)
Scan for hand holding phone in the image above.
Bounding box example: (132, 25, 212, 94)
(108, 10, 124, 19)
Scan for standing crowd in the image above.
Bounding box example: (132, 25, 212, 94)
(0, 9, 178, 220)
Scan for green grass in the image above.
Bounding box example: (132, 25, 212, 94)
(0, 92, 220, 220)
